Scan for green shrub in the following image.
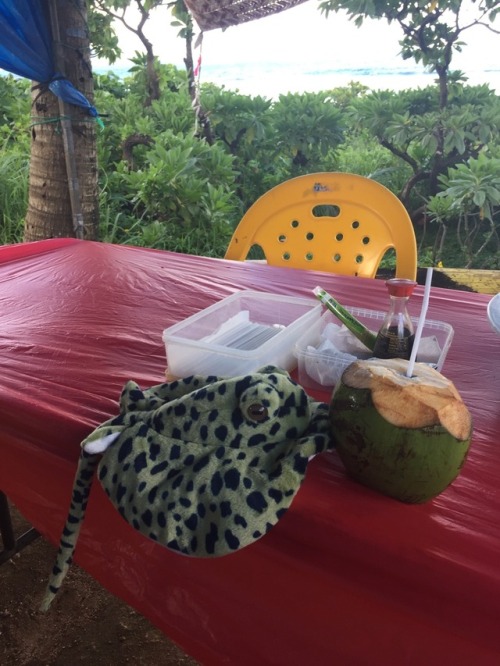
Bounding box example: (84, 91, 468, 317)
(100, 130, 237, 255)
(0, 151, 29, 244)
(0, 76, 30, 244)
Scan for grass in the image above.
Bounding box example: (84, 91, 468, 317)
(0, 150, 29, 244)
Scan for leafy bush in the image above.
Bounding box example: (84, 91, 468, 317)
(100, 129, 237, 255)
(336, 129, 409, 191)
(202, 87, 346, 210)
(2, 59, 500, 269)
(0, 75, 30, 243)
(431, 153, 500, 268)
(269, 92, 345, 172)
(0, 150, 29, 244)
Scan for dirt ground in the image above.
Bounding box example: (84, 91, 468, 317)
(0, 504, 198, 666)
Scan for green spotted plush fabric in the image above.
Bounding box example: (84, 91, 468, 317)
(41, 366, 331, 611)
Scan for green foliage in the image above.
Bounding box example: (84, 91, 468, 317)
(270, 92, 345, 171)
(0, 75, 31, 129)
(201, 87, 346, 211)
(126, 52, 188, 99)
(99, 125, 237, 255)
(169, 0, 195, 41)
(94, 64, 192, 167)
(87, 6, 121, 62)
(426, 154, 500, 267)
(438, 153, 500, 220)
(0, 150, 29, 244)
(336, 129, 410, 191)
(200, 85, 276, 208)
(94, 70, 130, 100)
(94, 63, 238, 255)
(349, 84, 500, 209)
(202, 85, 272, 154)
(127, 131, 236, 224)
(349, 89, 410, 137)
(0, 75, 30, 243)
(326, 81, 369, 110)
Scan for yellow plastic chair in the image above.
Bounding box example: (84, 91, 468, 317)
(225, 173, 417, 280)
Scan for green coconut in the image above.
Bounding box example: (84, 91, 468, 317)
(329, 358, 472, 503)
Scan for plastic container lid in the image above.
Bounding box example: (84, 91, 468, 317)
(162, 290, 322, 378)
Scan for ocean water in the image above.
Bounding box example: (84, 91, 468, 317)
(99, 60, 500, 100)
(200, 60, 500, 99)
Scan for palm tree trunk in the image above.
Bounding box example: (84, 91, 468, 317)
(24, 0, 98, 241)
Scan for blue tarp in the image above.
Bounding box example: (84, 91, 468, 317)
(0, 0, 98, 117)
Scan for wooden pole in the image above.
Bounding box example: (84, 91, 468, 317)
(47, 0, 84, 239)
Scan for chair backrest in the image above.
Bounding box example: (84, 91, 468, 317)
(225, 172, 417, 280)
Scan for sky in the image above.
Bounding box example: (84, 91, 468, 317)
(94, 1, 500, 95)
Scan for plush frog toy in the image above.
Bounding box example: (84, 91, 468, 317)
(42, 366, 331, 611)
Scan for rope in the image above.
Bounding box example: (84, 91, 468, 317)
(192, 33, 203, 135)
(29, 115, 104, 129)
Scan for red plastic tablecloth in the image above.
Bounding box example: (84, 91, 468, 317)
(1, 239, 499, 665)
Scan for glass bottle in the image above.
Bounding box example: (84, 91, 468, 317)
(373, 278, 417, 360)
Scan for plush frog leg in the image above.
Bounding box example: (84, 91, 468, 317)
(41, 375, 220, 612)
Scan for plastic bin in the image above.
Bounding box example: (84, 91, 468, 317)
(295, 307, 454, 392)
(163, 290, 322, 378)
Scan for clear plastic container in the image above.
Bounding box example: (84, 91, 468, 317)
(295, 307, 454, 392)
(163, 290, 322, 378)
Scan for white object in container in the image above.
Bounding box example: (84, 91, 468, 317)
(163, 290, 322, 378)
(295, 307, 454, 391)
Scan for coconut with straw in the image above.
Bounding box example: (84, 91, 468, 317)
(329, 269, 473, 503)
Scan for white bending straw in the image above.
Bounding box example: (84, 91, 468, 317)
(406, 267, 434, 377)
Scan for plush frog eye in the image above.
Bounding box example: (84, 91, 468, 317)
(246, 402, 269, 422)
(236, 370, 311, 440)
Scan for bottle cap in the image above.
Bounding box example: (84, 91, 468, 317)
(385, 278, 417, 297)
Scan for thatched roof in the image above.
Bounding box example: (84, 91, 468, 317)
(184, 0, 309, 31)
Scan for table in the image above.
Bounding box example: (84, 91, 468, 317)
(0, 239, 499, 665)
